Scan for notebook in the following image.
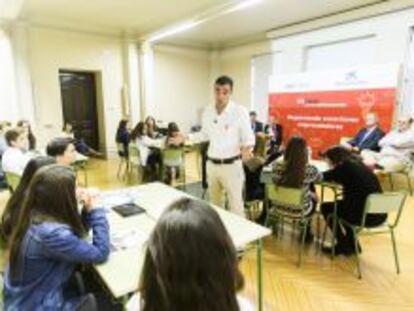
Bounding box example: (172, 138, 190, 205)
(112, 203, 146, 217)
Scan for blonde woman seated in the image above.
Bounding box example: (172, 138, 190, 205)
(272, 136, 319, 242)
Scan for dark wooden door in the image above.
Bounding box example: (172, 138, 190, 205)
(59, 70, 100, 150)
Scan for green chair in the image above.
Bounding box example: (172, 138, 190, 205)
(161, 148, 186, 189)
(5, 171, 21, 193)
(265, 184, 309, 267)
(386, 168, 413, 195)
(128, 144, 144, 183)
(336, 192, 407, 279)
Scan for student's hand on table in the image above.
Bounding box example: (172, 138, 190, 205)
(80, 188, 100, 212)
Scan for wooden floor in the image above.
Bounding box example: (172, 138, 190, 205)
(1, 153, 414, 310)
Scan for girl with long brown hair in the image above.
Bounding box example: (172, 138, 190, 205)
(127, 197, 253, 311)
(272, 136, 319, 241)
(0, 156, 56, 243)
(3, 165, 110, 310)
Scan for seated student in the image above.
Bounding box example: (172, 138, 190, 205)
(165, 122, 185, 148)
(0, 156, 56, 243)
(62, 122, 103, 158)
(321, 146, 387, 256)
(272, 136, 319, 242)
(343, 112, 385, 153)
(46, 137, 77, 166)
(145, 116, 160, 139)
(3, 165, 110, 310)
(250, 111, 264, 134)
(2, 128, 30, 176)
(130, 121, 162, 174)
(0, 121, 12, 155)
(361, 116, 414, 172)
(127, 197, 253, 311)
(264, 115, 283, 163)
(243, 132, 280, 225)
(115, 119, 130, 158)
(163, 122, 185, 184)
(17, 120, 37, 151)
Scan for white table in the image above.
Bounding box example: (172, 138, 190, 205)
(94, 183, 271, 310)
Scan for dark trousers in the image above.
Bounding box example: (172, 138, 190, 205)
(321, 201, 386, 250)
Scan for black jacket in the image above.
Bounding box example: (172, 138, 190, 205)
(348, 127, 385, 152)
(265, 123, 283, 147)
(323, 160, 386, 224)
(251, 121, 264, 133)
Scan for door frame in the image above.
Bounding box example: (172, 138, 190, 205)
(58, 69, 107, 153)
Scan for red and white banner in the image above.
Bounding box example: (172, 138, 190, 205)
(268, 64, 400, 157)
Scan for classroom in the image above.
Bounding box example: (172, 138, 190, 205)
(1, 0, 414, 310)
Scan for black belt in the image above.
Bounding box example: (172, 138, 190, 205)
(208, 155, 241, 165)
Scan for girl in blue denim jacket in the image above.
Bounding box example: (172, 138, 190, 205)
(3, 165, 110, 310)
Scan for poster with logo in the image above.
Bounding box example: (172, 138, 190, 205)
(268, 64, 400, 157)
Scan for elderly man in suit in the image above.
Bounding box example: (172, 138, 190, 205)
(343, 112, 385, 153)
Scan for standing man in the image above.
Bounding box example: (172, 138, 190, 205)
(202, 76, 255, 217)
(250, 111, 264, 133)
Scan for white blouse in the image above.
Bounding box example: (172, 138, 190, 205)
(136, 136, 162, 166)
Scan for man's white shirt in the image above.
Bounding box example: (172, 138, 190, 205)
(201, 101, 255, 159)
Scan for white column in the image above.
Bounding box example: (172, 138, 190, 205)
(122, 38, 142, 126)
(10, 22, 35, 126)
(138, 42, 155, 120)
(0, 25, 19, 122)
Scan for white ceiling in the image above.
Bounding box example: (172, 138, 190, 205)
(20, 0, 231, 36)
(8, 0, 393, 47)
(164, 0, 387, 47)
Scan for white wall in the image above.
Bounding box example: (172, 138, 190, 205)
(27, 27, 125, 152)
(270, 8, 414, 74)
(217, 40, 271, 111)
(151, 45, 211, 131)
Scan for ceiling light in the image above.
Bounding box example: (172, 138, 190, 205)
(145, 0, 263, 43)
(147, 20, 203, 43)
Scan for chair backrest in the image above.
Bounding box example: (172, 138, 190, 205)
(266, 184, 306, 214)
(162, 148, 184, 167)
(5, 172, 21, 192)
(363, 192, 407, 228)
(340, 136, 353, 145)
(128, 144, 141, 166)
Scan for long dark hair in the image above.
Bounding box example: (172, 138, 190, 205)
(323, 145, 361, 167)
(130, 122, 145, 140)
(139, 198, 244, 311)
(145, 116, 158, 138)
(116, 119, 129, 142)
(279, 136, 308, 188)
(0, 156, 56, 243)
(9, 165, 86, 278)
(167, 122, 179, 138)
(17, 120, 36, 150)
